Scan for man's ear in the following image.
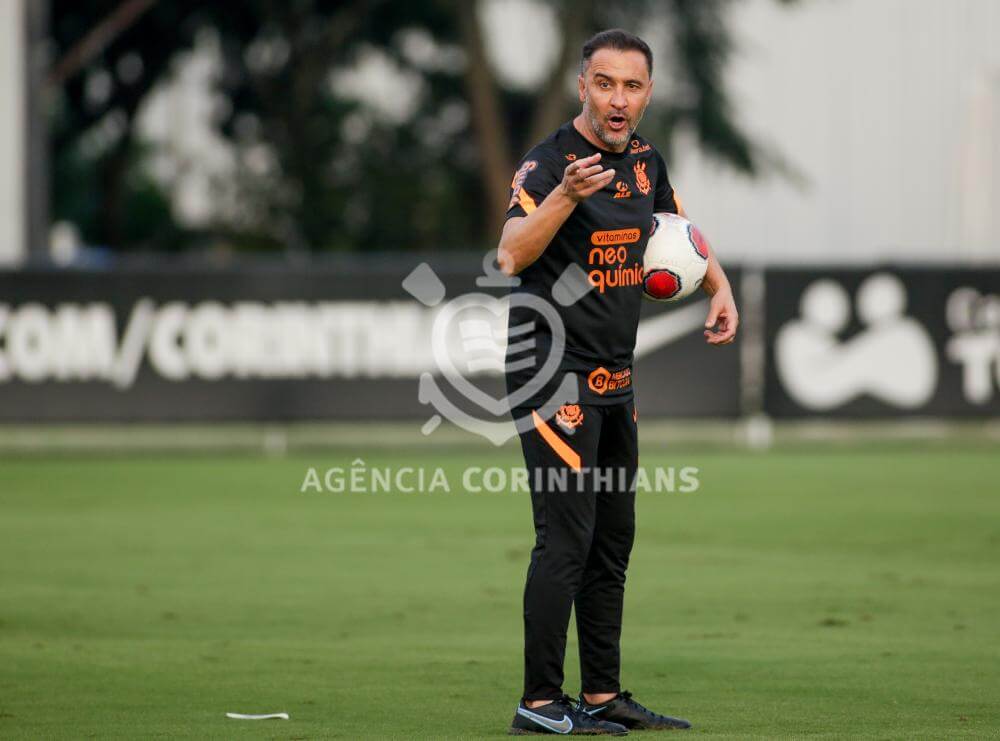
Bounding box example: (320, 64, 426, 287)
(577, 74, 586, 103)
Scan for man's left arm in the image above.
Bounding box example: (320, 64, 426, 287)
(675, 203, 738, 345)
(654, 153, 738, 345)
(696, 226, 739, 346)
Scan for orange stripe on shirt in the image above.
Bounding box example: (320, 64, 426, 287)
(519, 189, 538, 214)
(531, 410, 581, 471)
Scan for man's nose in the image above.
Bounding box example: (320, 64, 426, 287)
(611, 88, 627, 109)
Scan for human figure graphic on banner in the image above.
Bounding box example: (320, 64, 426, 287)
(776, 273, 937, 410)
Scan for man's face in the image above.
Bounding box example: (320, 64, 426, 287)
(578, 48, 653, 151)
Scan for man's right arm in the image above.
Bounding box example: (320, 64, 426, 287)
(497, 153, 615, 276)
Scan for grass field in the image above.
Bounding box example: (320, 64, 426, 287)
(2, 443, 999, 739)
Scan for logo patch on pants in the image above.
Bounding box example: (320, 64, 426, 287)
(555, 404, 584, 431)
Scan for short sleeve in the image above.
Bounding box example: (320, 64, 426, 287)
(505, 149, 561, 220)
(653, 150, 680, 214)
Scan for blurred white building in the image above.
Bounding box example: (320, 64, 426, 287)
(671, 0, 1000, 265)
(0, 0, 26, 265)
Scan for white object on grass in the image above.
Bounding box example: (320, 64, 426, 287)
(225, 712, 289, 720)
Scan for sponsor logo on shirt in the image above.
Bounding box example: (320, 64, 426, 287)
(588, 366, 632, 395)
(591, 228, 642, 245)
(587, 229, 643, 294)
(508, 160, 539, 212)
(613, 181, 632, 199)
(630, 139, 652, 153)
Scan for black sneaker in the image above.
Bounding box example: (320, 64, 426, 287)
(578, 691, 691, 731)
(509, 695, 629, 735)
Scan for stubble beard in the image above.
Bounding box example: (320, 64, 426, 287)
(583, 95, 647, 151)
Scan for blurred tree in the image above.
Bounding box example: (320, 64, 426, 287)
(48, 0, 795, 254)
(49, 0, 212, 250)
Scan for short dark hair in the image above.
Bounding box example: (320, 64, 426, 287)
(581, 29, 653, 77)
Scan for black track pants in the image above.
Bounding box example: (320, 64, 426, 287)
(514, 400, 638, 701)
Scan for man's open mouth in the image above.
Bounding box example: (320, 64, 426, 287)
(608, 114, 628, 132)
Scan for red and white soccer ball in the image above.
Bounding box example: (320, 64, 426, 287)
(642, 212, 710, 302)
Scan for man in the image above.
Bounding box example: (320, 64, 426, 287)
(498, 30, 738, 736)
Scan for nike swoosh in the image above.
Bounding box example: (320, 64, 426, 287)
(584, 705, 607, 715)
(516, 707, 574, 734)
(634, 299, 709, 359)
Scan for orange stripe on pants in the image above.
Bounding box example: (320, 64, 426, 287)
(531, 410, 581, 471)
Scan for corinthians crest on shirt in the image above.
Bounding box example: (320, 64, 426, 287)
(633, 160, 652, 196)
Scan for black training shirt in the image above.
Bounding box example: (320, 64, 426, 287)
(504, 120, 679, 407)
